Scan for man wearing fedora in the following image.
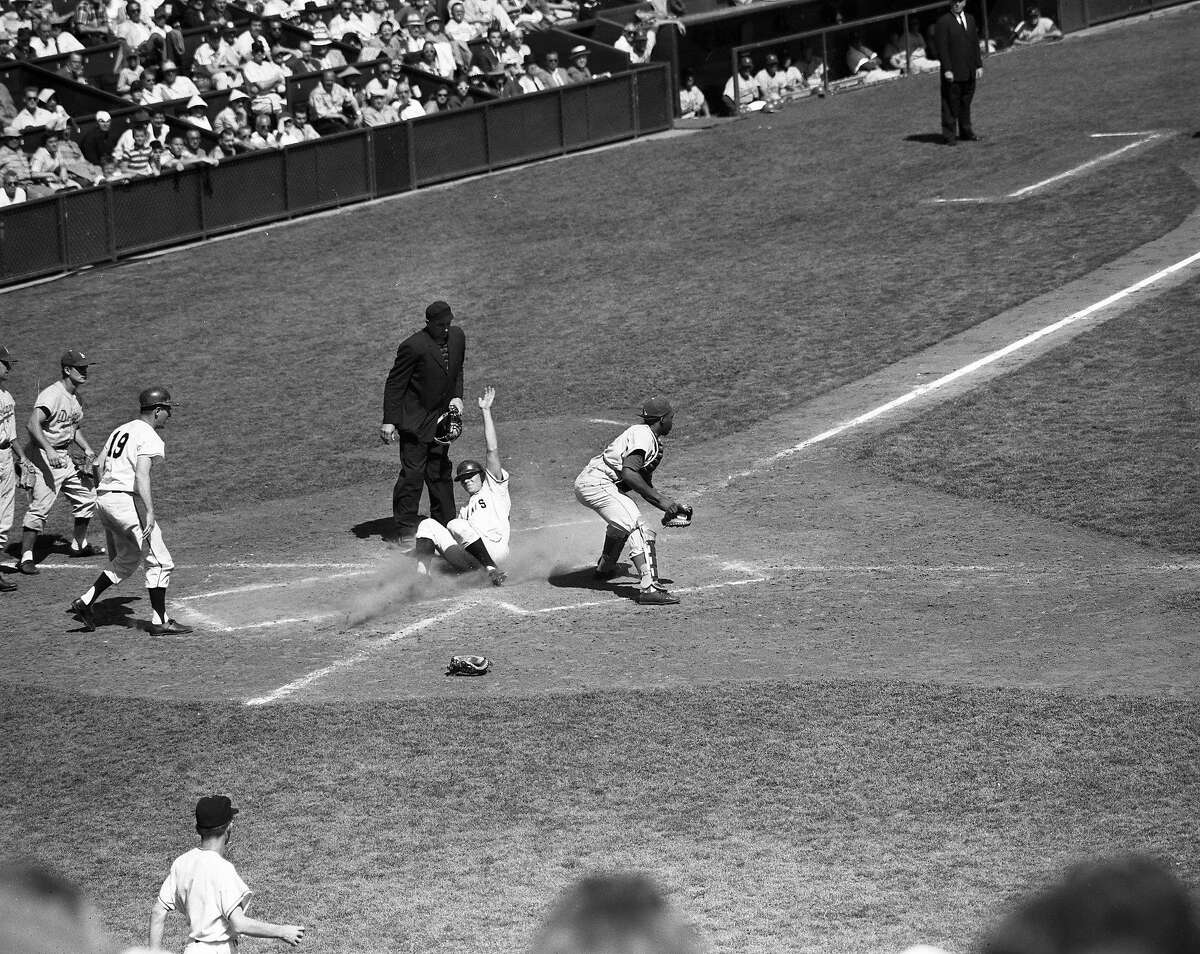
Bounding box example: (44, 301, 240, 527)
(149, 795, 306, 952)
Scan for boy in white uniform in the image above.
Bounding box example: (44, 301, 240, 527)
(149, 795, 305, 953)
(19, 349, 103, 574)
(68, 387, 193, 636)
(0, 344, 31, 589)
(414, 386, 510, 585)
(574, 397, 687, 605)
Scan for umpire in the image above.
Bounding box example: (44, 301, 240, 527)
(380, 300, 466, 548)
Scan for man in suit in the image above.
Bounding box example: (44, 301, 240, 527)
(932, 0, 983, 145)
(381, 301, 467, 548)
(529, 50, 570, 87)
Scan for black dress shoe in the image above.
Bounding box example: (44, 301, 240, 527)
(959, 132, 981, 141)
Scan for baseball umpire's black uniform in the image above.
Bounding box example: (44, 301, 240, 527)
(382, 301, 465, 542)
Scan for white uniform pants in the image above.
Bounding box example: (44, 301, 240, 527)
(0, 453, 14, 551)
(573, 473, 655, 556)
(22, 447, 96, 532)
(416, 516, 509, 569)
(97, 491, 174, 588)
(184, 940, 237, 954)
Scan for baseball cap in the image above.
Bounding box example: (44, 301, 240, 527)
(425, 300, 453, 323)
(765, 52, 779, 63)
(161, 59, 178, 70)
(640, 396, 672, 419)
(95, 109, 111, 122)
(195, 794, 238, 828)
(0, 345, 17, 364)
(60, 349, 93, 367)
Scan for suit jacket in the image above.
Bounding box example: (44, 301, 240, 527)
(530, 65, 570, 87)
(471, 45, 504, 76)
(933, 10, 982, 79)
(383, 325, 466, 441)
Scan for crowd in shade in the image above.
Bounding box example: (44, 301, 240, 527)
(0, 0, 683, 202)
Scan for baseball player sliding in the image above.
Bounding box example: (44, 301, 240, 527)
(68, 387, 192, 636)
(414, 386, 510, 585)
(574, 397, 687, 605)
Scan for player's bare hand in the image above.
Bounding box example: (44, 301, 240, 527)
(660, 496, 679, 514)
(449, 397, 465, 415)
(477, 386, 495, 410)
(379, 424, 398, 444)
(277, 925, 305, 946)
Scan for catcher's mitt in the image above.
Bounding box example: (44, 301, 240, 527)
(446, 654, 491, 677)
(434, 407, 463, 445)
(662, 504, 693, 528)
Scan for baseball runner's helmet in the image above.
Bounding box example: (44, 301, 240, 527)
(454, 459, 485, 482)
(139, 386, 177, 411)
(434, 406, 463, 445)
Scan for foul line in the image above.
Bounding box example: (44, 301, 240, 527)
(723, 248, 1200, 484)
(177, 569, 372, 602)
(244, 602, 472, 706)
(932, 134, 1161, 203)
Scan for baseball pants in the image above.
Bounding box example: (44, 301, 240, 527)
(22, 448, 96, 533)
(416, 516, 510, 568)
(183, 941, 237, 954)
(573, 474, 655, 556)
(0, 454, 14, 554)
(97, 491, 174, 588)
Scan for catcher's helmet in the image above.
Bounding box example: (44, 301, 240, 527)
(454, 459, 485, 482)
(640, 396, 673, 421)
(434, 407, 463, 445)
(139, 386, 176, 410)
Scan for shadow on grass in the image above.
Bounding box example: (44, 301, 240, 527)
(351, 516, 399, 542)
(64, 595, 141, 634)
(5, 534, 92, 565)
(547, 565, 648, 603)
(905, 132, 951, 145)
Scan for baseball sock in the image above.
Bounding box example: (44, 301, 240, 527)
(81, 571, 116, 605)
(20, 528, 36, 564)
(463, 538, 497, 570)
(71, 518, 90, 549)
(148, 587, 167, 625)
(414, 538, 435, 575)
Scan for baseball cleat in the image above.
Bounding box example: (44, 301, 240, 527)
(69, 543, 105, 558)
(636, 585, 680, 605)
(487, 567, 507, 587)
(19, 559, 38, 575)
(148, 618, 194, 636)
(0, 576, 17, 592)
(68, 598, 96, 632)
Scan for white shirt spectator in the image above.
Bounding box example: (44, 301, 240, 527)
(328, 10, 365, 38)
(156, 74, 202, 100)
(398, 99, 425, 119)
(31, 30, 85, 56)
(116, 17, 151, 47)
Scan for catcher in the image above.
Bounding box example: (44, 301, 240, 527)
(413, 386, 509, 585)
(574, 396, 688, 606)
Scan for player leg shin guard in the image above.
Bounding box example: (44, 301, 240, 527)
(645, 536, 669, 585)
(595, 529, 628, 579)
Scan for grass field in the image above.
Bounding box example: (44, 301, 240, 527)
(2, 8, 1199, 954)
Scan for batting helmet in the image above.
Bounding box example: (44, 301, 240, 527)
(454, 459, 485, 482)
(139, 386, 176, 410)
(434, 406, 463, 445)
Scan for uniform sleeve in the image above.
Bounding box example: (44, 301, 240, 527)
(141, 430, 166, 462)
(217, 866, 253, 919)
(627, 426, 656, 459)
(157, 866, 178, 911)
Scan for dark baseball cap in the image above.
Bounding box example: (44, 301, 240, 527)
(0, 345, 16, 364)
(425, 300, 453, 323)
(60, 349, 93, 367)
(640, 396, 672, 418)
(195, 795, 239, 827)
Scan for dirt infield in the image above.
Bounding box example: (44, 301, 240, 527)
(5, 192, 1199, 704)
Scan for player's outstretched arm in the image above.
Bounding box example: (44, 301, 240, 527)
(477, 386, 502, 479)
(228, 907, 306, 946)
(148, 898, 170, 950)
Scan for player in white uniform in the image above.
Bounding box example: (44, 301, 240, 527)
(67, 387, 194, 636)
(414, 386, 510, 585)
(18, 349, 103, 574)
(150, 794, 306, 953)
(574, 397, 686, 605)
(0, 344, 32, 590)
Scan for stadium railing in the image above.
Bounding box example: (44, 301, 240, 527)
(0, 63, 673, 287)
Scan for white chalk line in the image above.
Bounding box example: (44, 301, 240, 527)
(1009, 134, 1159, 197)
(244, 602, 472, 706)
(1090, 131, 1158, 137)
(722, 247, 1200, 485)
(931, 134, 1161, 203)
(176, 569, 373, 602)
(588, 418, 625, 425)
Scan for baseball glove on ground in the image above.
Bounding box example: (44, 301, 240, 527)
(434, 407, 463, 445)
(662, 504, 693, 528)
(446, 655, 491, 676)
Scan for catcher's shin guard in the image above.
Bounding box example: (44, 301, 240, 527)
(595, 529, 628, 579)
(646, 537, 662, 584)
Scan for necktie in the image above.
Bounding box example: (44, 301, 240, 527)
(958, 14, 966, 28)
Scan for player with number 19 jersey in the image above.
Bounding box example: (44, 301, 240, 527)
(98, 419, 165, 493)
